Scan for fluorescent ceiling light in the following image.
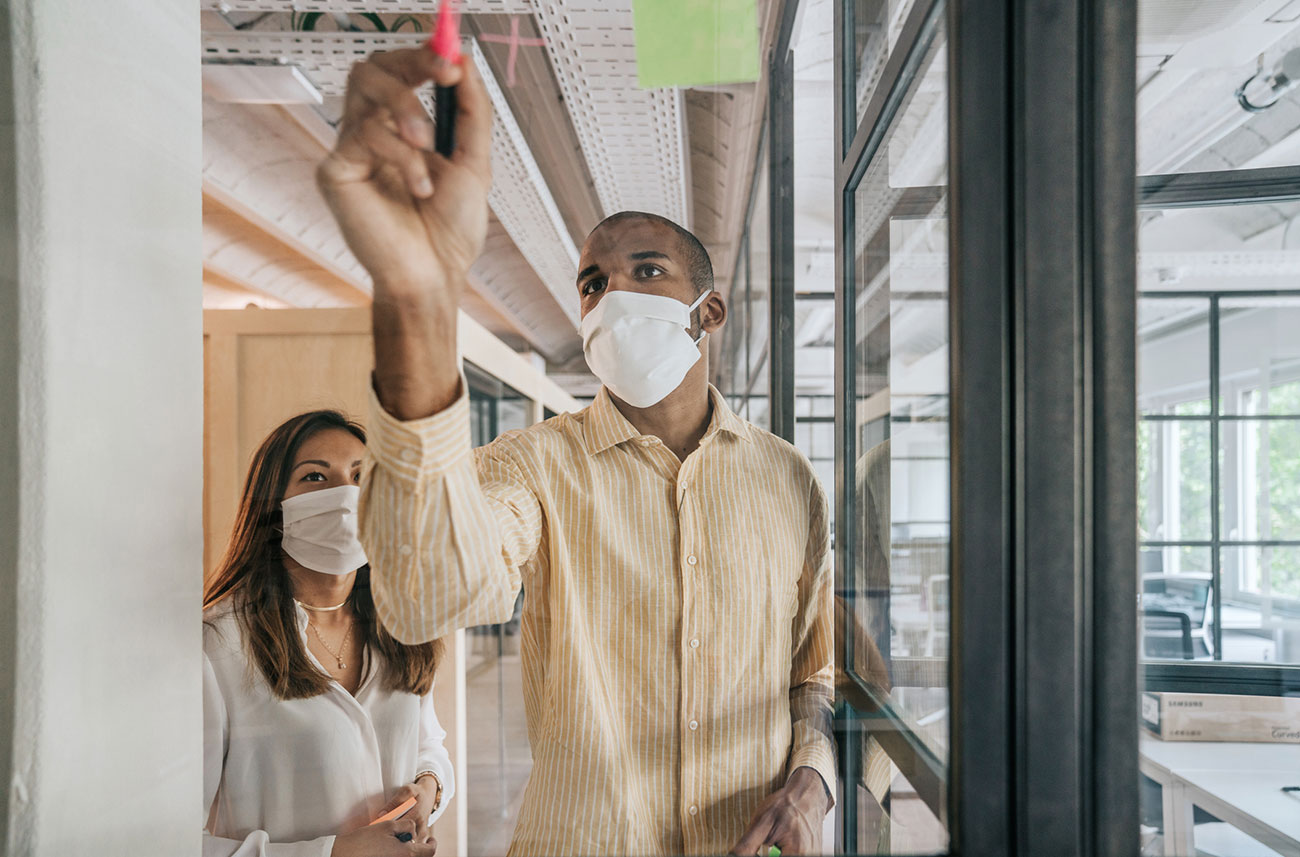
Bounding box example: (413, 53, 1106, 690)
(202, 61, 322, 105)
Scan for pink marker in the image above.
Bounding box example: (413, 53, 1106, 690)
(430, 0, 461, 156)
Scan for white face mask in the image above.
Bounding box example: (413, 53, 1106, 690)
(580, 289, 712, 408)
(279, 485, 368, 575)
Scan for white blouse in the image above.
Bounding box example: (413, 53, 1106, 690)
(203, 603, 455, 857)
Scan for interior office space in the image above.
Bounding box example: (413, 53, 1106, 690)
(3, 0, 1300, 855)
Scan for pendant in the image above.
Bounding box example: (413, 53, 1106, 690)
(337, 660, 346, 669)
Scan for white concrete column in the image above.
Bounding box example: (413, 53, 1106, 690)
(0, 0, 203, 854)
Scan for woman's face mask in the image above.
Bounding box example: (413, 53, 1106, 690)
(280, 485, 367, 575)
(580, 289, 712, 408)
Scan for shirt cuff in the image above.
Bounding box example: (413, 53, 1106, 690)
(788, 742, 837, 808)
(366, 376, 471, 483)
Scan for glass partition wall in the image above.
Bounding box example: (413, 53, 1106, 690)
(831, 0, 1139, 853)
(1134, 8, 1300, 838)
(464, 363, 534, 856)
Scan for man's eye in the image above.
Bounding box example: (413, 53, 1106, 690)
(636, 264, 664, 278)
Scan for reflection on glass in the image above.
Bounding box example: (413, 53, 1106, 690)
(846, 22, 947, 855)
(852, 0, 920, 128)
(747, 164, 772, 431)
(465, 370, 535, 847)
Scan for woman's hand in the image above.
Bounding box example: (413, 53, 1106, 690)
(330, 819, 437, 857)
(375, 778, 441, 845)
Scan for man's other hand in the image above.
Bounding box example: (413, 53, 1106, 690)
(730, 766, 832, 856)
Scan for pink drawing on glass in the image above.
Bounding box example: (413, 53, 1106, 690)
(477, 16, 548, 86)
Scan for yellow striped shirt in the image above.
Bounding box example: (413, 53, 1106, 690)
(360, 381, 836, 856)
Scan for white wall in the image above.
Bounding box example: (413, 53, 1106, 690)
(1, 0, 203, 853)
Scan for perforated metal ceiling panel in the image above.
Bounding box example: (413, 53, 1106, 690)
(530, 2, 690, 225)
(204, 1, 689, 225)
(203, 31, 581, 328)
(203, 0, 531, 14)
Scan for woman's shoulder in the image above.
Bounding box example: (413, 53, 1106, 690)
(202, 600, 245, 661)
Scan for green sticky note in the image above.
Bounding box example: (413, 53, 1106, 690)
(767, 848, 782, 857)
(632, 0, 761, 89)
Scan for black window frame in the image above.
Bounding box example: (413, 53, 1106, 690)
(1137, 167, 1300, 692)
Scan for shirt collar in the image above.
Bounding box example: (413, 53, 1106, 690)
(582, 385, 753, 456)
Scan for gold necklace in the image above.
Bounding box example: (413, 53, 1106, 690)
(309, 616, 354, 670)
(295, 598, 347, 612)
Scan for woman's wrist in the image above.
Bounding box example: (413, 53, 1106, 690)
(414, 770, 443, 810)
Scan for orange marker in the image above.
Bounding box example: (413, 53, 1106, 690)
(369, 795, 417, 825)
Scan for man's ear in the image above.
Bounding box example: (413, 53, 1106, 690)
(700, 291, 727, 334)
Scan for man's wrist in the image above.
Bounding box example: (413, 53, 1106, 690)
(787, 765, 832, 814)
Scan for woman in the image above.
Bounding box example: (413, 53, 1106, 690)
(203, 410, 452, 857)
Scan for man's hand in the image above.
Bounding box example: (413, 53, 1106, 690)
(730, 767, 832, 856)
(318, 47, 491, 305)
(316, 47, 494, 419)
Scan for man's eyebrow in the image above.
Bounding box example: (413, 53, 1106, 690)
(629, 250, 671, 262)
(576, 263, 600, 285)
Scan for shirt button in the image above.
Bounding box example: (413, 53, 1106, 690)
(399, 544, 413, 557)
(688, 805, 698, 816)
(690, 639, 700, 649)
(401, 449, 418, 462)
(689, 719, 699, 731)
(686, 554, 698, 566)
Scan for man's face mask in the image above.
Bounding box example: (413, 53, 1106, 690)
(279, 485, 368, 575)
(580, 289, 713, 408)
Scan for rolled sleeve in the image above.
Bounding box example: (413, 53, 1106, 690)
(365, 377, 472, 483)
(360, 375, 541, 644)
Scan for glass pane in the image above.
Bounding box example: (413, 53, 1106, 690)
(1138, 13, 1300, 174)
(1137, 297, 1210, 415)
(1219, 297, 1300, 416)
(1137, 2, 1300, 850)
(852, 0, 920, 129)
(1220, 418, 1300, 542)
(848, 19, 948, 853)
(1141, 566, 1214, 660)
(1138, 419, 1212, 542)
(748, 149, 771, 430)
(1220, 546, 1300, 665)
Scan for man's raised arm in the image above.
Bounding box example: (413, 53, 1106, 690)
(317, 49, 539, 643)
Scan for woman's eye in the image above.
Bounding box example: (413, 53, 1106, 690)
(352, 472, 361, 483)
(302, 471, 326, 482)
(582, 277, 606, 296)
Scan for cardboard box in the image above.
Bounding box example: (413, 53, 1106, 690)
(1142, 692, 1300, 743)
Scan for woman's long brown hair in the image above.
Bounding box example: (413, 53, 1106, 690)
(204, 410, 442, 699)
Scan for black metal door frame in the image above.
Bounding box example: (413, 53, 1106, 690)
(832, 0, 1141, 853)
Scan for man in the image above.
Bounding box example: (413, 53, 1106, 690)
(317, 48, 834, 855)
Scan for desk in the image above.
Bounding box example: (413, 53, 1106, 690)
(1140, 735, 1300, 856)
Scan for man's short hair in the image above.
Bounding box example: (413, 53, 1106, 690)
(592, 211, 714, 296)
